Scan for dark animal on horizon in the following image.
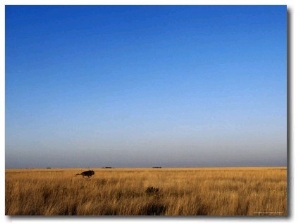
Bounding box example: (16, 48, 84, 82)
(75, 170, 95, 178)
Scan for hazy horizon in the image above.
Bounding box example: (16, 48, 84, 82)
(5, 5, 287, 169)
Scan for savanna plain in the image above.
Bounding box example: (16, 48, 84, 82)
(5, 167, 287, 216)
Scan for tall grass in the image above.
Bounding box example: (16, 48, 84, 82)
(5, 167, 287, 216)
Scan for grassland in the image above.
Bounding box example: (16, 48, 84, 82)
(5, 167, 287, 216)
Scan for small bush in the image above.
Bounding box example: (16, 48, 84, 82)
(145, 186, 159, 195)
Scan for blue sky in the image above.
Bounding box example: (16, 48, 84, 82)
(5, 5, 287, 168)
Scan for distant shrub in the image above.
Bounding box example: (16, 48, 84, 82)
(152, 167, 162, 168)
(145, 186, 159, 195)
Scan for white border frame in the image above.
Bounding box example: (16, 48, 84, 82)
(1, 1, 298, 222)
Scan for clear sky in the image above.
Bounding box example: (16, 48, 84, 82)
(5, 5, 287, 168)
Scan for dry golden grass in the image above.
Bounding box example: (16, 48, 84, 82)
(5, 167, 287, 216)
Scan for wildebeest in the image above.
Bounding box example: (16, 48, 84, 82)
(76, 170, 95, 178)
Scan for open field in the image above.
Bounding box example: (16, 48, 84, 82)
(5, 167, 287, 216)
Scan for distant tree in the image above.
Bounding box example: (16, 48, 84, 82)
(75, 170, 95, 178)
